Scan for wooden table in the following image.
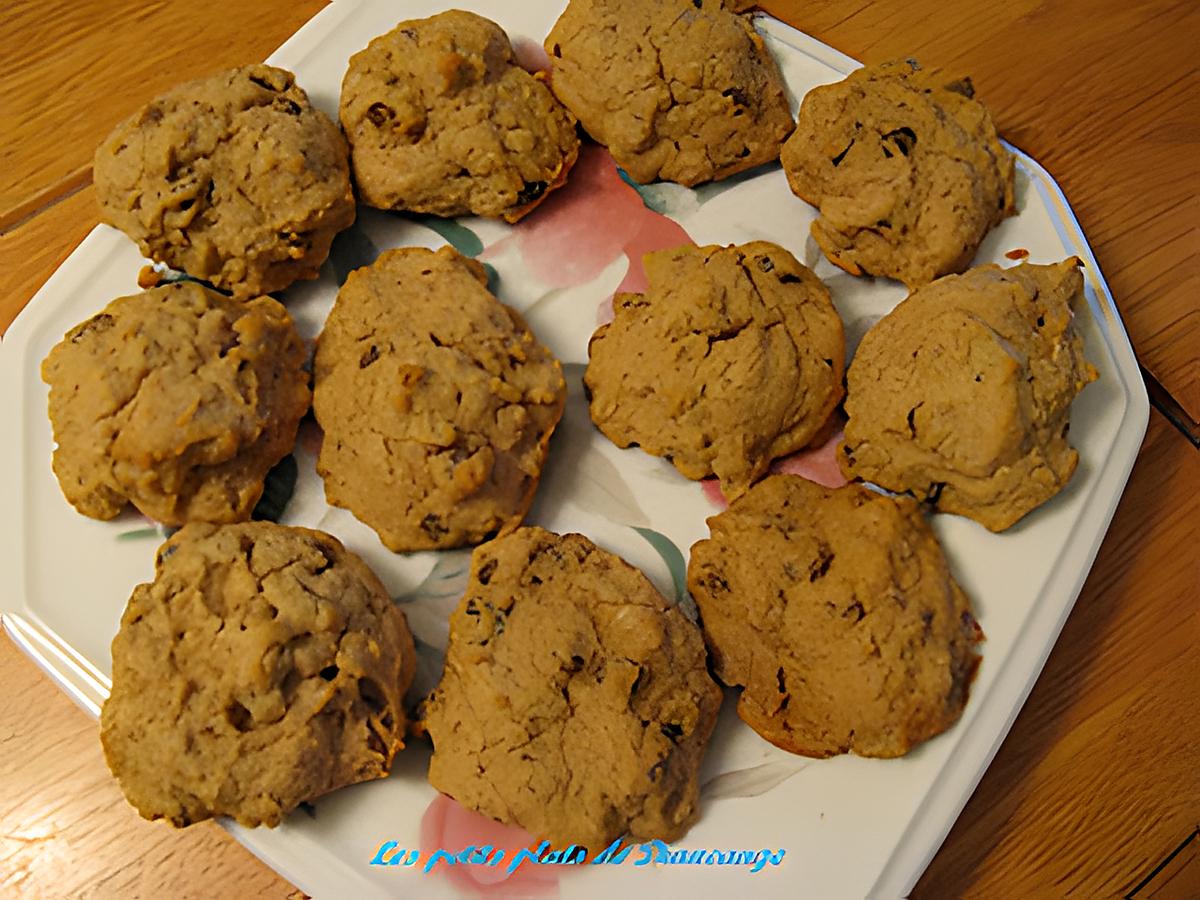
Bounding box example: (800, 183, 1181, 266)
(1, 2, 1196, 897)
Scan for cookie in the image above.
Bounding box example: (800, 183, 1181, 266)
(313, 246, 565, 551)
(340, 11, 579, 222)
(94, 64, 355, 299)
(545, 0, 794, 186)
(423, 527, 721, 851)
(100, 522, 416, 827)
(839, 259, 1097, 531)
(688, 476, 981, 758)
(780, 60, 1015, 287)
(585, 241, 844, 499)
(41, 281, 310, 525)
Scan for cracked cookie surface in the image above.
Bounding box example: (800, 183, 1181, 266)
(340, 10, 579, 222)
(688, 476, 981, 758)
(100, 522, 416, 827)
(840, 259, 1097, 531)
(423, 527, 721, 851)
(313, 247, 566, 551)
(781, 60, 1014, 287)
(544, 0, 794, 186)
(94, 64, 355, 298)
(41, 281, 310, 525)
(585, 241, 844, 499)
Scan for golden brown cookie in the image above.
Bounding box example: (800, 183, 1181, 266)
(313, 247, 565, 551)
(340, 11, 579, 222)
(94, 65, 355, 299)
(781, 60, 1015, 287)
(41, 281, 310, 525)
(545, 0, 794, 186)
(100, 522, 416, 827)
(424, 527, 722, 851)
(839, 259, 1097, 531)
(688, 476, 982, 758)
(585, 241, 844, 499)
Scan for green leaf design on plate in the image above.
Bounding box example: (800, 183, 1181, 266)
(482, 261, 500, 293)
(252, 455, 298, 523)
(328, 223, 381, 285)
(117, 523, 177, 542)
(116, 527, 161, 541)
(632, 526, 688, 603)
(396, 549, 474, 663)
(702, 760, 808, 801)
(417, 217, 484, 258)
(616, 164, 759, 217)
(691, 163, 771, 204)
(570, 448, 650, 527)
(159, 269, 207, 287)
(616, 167, 672, 214)
(409, 632, 450, 701)
(396, 548, 474, 604)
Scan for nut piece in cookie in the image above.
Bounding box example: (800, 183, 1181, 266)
(424, 527, 722, 851)
(781, 60, 1015, 287)
(313, 246, 566, 551)
(585, 241, 844, 499)
(94, 64, 355, 299)
(41, 281, 311, 525)
(545, 0, 794, 186)
(100, 522, 416, 827)
(840, 259, 1097, 531)
(689, 476, 982, 758)
(339, 11, 580, 222)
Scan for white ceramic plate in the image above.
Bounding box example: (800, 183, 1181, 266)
(0, 2, 1148, 898)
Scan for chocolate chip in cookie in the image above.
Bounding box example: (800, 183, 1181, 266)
(585, 241, 844, 499)
(781, 60, 1015, 286)
(839, 259, 1097, 531)
(545, 0, 794, 186)
(95, 64, 355, 298)
(424, 527, 722, 851)
(313, 246, 566, 551)
(689, 476, 982, 758)
(41, 281, 311, 525)
(340, 11, 580, 222)
(100, 522, 416, 827)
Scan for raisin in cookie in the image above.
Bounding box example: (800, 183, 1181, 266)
(94, 65, 355, 298)
(689, 476, 981, 758)
(585, 242, 844, 499)
(424, 527, 721, 851)
(781, 60, 1014, 287)
(313, 247, 565, 551)
(100, 522, 416, 827)
(545, 0, 794, 186)
(340, 11, 579, 222)
(41, 281, 310, 525)
(840, 259, 1097, 531)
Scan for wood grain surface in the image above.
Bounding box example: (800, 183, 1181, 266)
(914, 411, 1200, 898)
(0, 0, 326, 230)
(1, 1, 1197, 898)
(0, 635, 291, 899)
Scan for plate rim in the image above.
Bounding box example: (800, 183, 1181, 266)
(0, 3, 1151, 898)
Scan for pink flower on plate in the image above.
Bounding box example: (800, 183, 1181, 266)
(701, 420, 849, 511)
(420, 794, 561, 897)
(481, 143, 693, 323)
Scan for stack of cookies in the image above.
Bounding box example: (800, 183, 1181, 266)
(37, 0, 1096, 853)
